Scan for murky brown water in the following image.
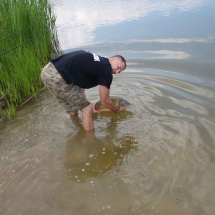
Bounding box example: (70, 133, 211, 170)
(1, 0, 215, 214)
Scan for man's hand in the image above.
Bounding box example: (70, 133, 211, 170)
(92, 104, 100, 114)
(99, 85, 125, 113)
(117, 106, 126, 112)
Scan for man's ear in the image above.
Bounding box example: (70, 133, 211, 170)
(109, 57, 114, 62)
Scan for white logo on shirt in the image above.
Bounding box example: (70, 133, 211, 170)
(85, 50, 100, 61)
(92, 53, 100, 61)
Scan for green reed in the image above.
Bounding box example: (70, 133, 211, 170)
(0, 0, 62, 119)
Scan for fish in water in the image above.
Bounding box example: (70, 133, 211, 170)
(95, 96, 130, 112)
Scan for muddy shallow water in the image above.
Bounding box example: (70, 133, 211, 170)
(1, 0, 215, 214)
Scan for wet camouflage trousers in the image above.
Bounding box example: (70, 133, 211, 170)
(40, 62, 90, 113)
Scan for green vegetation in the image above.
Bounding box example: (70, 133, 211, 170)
(0, 0, 62, 119)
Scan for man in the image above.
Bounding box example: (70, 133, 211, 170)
(40, 50, 126, 131)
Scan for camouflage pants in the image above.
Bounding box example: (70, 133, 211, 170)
(40, 62, 90, 113)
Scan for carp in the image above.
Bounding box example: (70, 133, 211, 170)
(95, 96, 130, 112)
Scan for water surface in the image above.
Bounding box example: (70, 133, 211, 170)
(0, 0, 215, 214)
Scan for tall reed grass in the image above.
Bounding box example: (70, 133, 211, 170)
(0, 0, 62, 119)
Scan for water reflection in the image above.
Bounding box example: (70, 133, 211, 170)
(65, 111, 137, 182)
(168, 96, 209, 115)
(145, 50, 190, 59)
(144, 75, 215, 99)
(50, 0, 211, 49)
(1, 70, 215, 214)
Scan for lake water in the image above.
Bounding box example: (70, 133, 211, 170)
(0, 0, 215, 214)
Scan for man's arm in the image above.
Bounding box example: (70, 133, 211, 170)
(99, 85, 125, 113)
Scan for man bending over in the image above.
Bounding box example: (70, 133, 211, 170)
(40, 50, 126, 131)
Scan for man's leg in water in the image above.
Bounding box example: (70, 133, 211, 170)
(82, 103, 99, 131)
(82, 103, 94, 131)
(70, 87, 96, 131)
(41, 65, 93, 130)
(70, 103, 94, 131)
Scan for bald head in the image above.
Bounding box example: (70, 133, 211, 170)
(111, 55, 126, 69)
(108, 55, 126, 74)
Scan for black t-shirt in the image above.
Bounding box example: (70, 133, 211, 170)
(51, 50, 112, 89)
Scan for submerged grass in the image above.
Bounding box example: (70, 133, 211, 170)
(0, 0, 62, 120)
